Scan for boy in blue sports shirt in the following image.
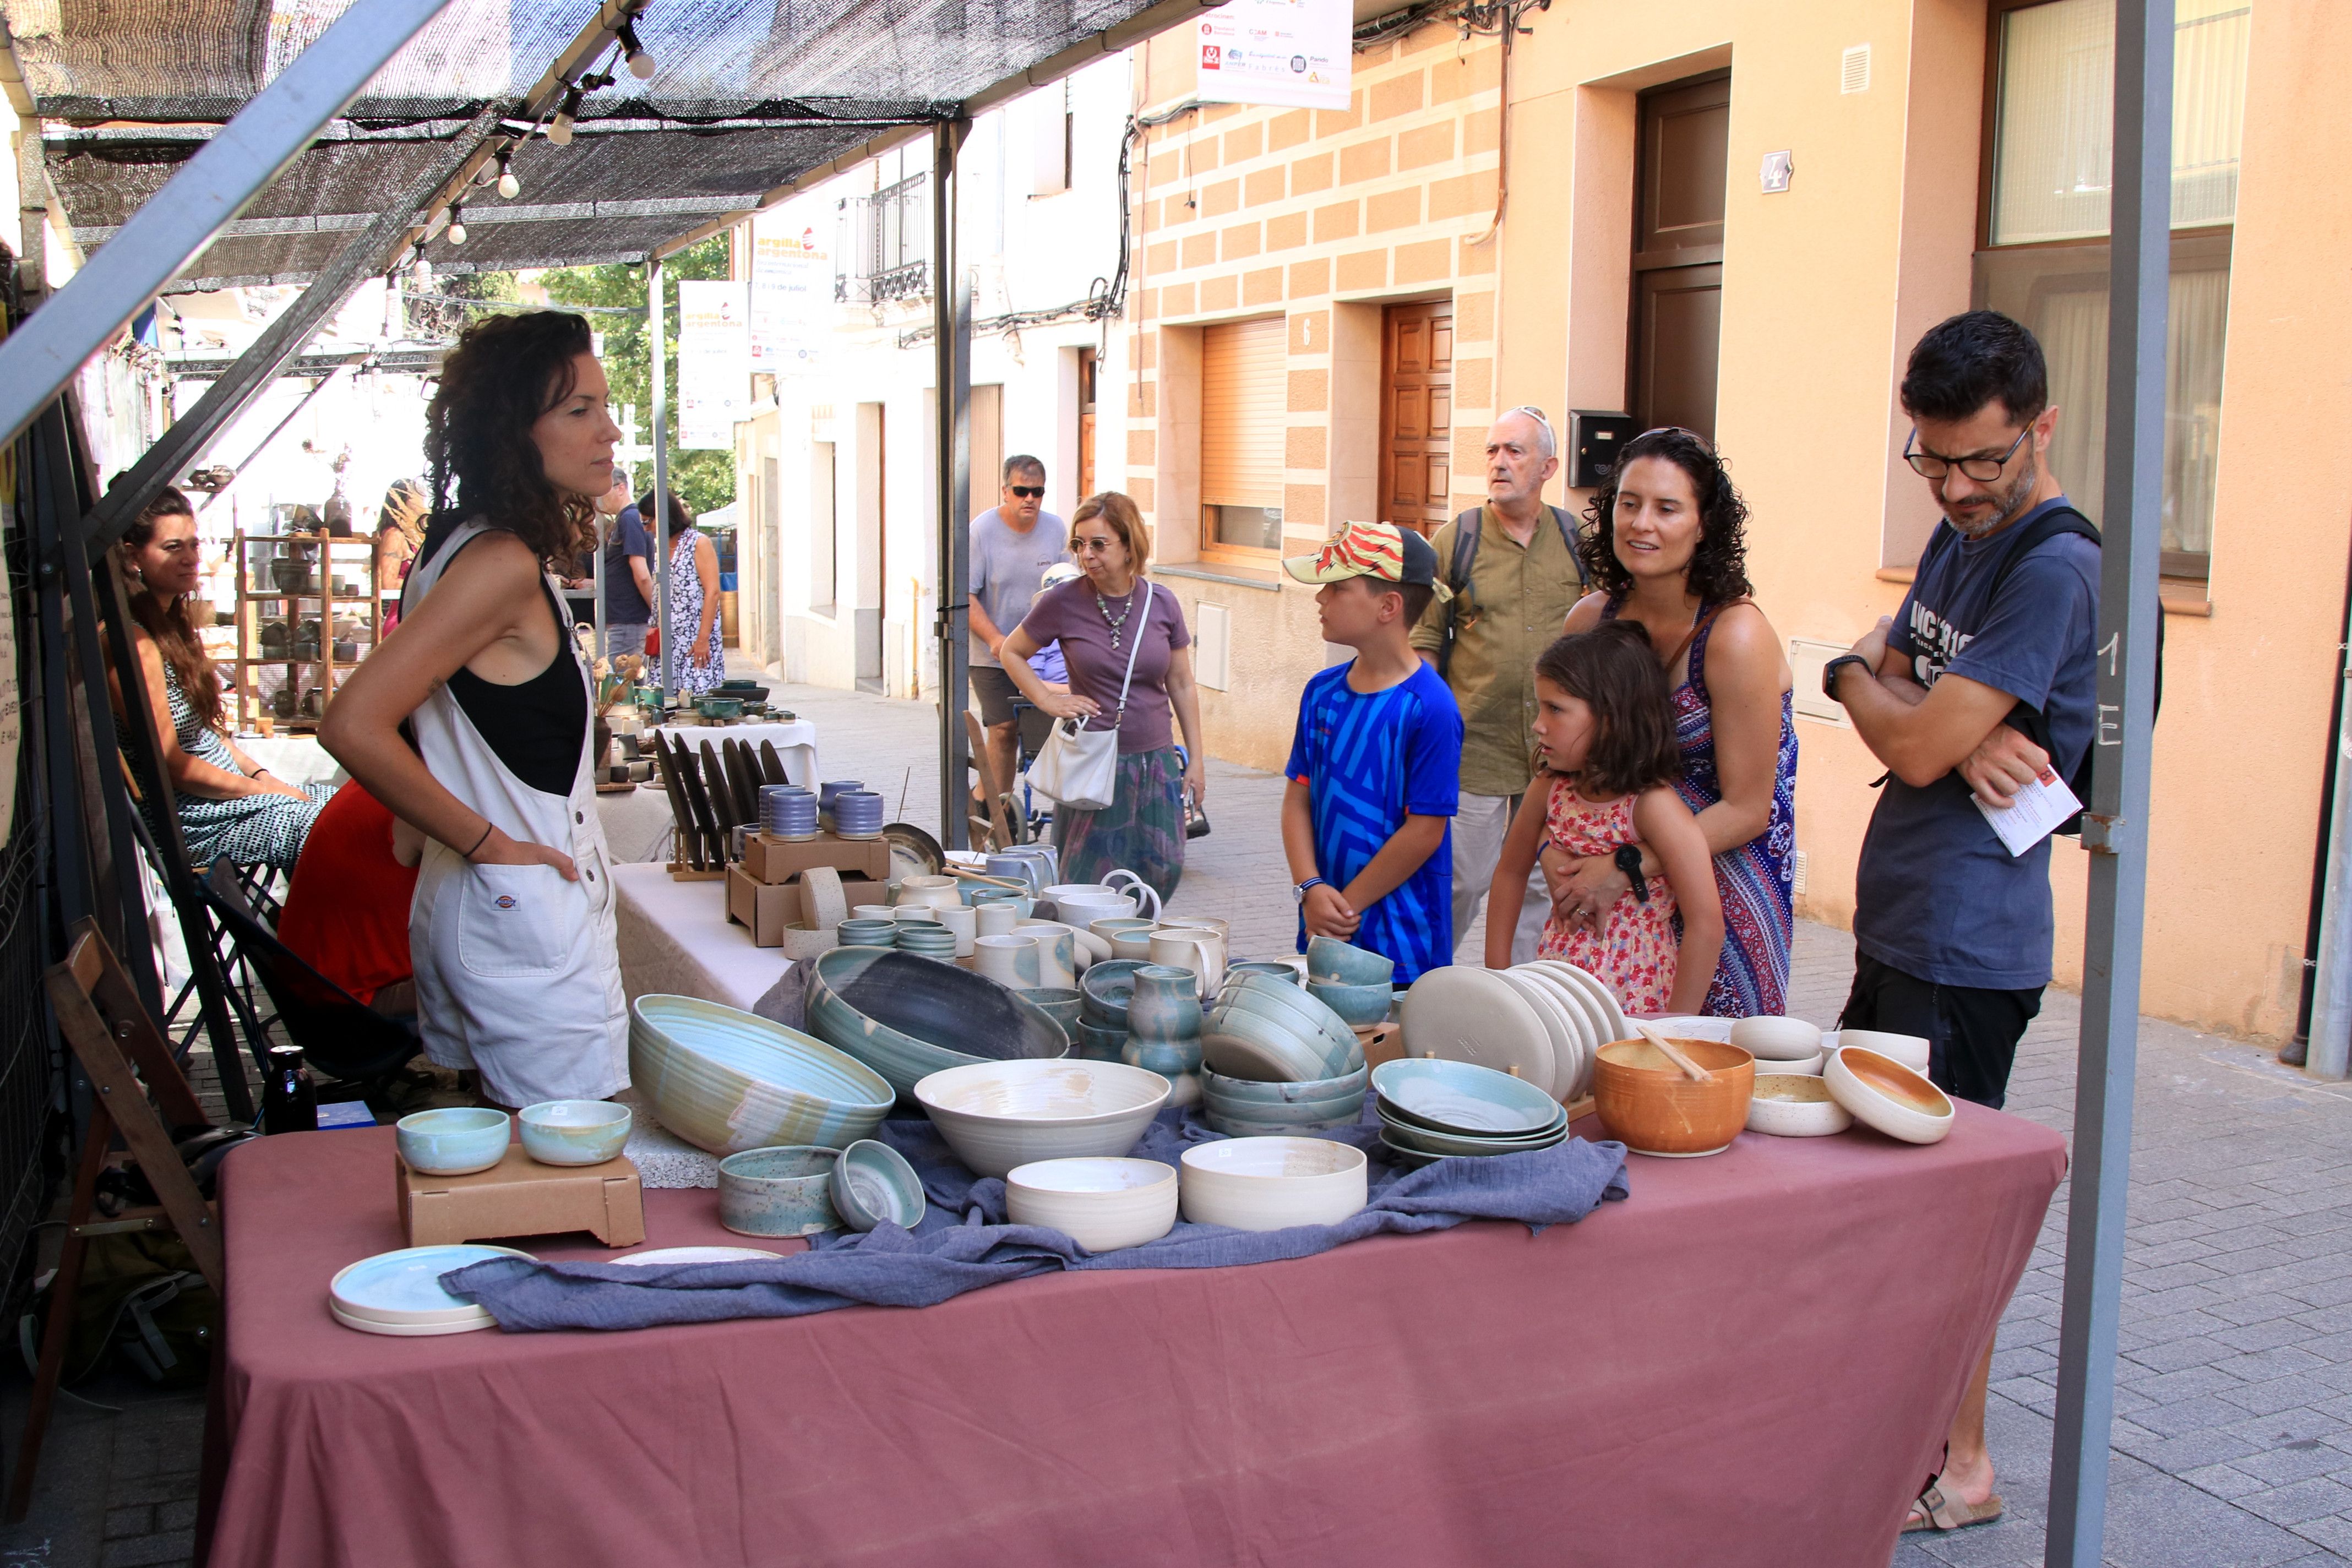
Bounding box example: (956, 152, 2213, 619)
(1280, 522, 1466, 982)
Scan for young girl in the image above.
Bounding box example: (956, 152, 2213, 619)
(1484, 622, 1724, 1017)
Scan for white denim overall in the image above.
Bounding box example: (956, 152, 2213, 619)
(402, 520, 627, 1107)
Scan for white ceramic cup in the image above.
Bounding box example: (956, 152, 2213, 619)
(1055, 892, 1137, 929)
(976, 934, 1041, 989)
(976, 903, 1020, 940)
(1092, 917, 1157, 949)
(853, 905, 896, 923)
(1150, 929, 1224, 999)
(892, 906, 941, 924)
(935, 904, 978, 958)
(1021, 927, 1078, 990)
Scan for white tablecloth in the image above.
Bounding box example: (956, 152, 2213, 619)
(611, 860, 792, 1016)
(230, 734, 346, 790)
(645, 719, 818, 788)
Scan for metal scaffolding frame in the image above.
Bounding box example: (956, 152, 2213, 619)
(932, 119, 972, 851)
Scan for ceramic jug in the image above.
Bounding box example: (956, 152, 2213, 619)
(1149, 927, 1226, 1000)
(1124, 965, 1204, 1107)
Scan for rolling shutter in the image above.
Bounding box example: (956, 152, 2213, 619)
(1201, 317, 1284, 508)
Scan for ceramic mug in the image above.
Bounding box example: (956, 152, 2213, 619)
(984, 853, 1050, 895)
(1035, 884, 1106, 922)
(1150, 929, 1225, 1000)
(976, 934, 1041, 989)
(1092, 917, 1158, 952)
(1101, 868, 1163, 922)
(853, 905, 896, 922)
(934, 904, 978, 958)
(1054, 892, 1137, 930)
(1020, 926, 1079, 990)
(975, 903, 1021, 940)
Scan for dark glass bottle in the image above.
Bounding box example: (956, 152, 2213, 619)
(262, 1045, 318, 1134)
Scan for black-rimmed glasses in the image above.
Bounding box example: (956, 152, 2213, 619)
(1903, 424, 2031, 482)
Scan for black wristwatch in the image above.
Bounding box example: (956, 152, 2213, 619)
(1614, 844, 1650, 903)
(1821, 654, 1872, 703)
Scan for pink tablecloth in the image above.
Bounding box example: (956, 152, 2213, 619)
(199, 1110, 2062, 1567)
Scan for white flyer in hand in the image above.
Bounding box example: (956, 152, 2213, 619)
(1975, 764, 2082, 857)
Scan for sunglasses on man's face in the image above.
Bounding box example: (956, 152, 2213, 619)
(1008, 486, 1045, 500)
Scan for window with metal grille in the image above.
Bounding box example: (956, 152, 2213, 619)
(834, 173, 931, 304)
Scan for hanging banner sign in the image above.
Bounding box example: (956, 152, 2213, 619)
(1195, 0, 1351, 112)
(676, 279, 750, 450)
(750, 222, 828, 377)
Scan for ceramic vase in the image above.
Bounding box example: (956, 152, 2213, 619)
(895, 875, 962, 910)
(1124, 965, 1204, 1107)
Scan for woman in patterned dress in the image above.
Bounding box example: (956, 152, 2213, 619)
(114, 488, 331, 872)
(1547, 428, 1798, 1017)
(651, 492, 723, 695)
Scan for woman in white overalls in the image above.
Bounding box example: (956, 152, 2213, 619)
(323, 311, 627, 1108)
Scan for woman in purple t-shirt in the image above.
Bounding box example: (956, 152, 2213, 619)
(1000, 492, 1204, 900)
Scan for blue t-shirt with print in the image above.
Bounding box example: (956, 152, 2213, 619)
(1854, 498, 2100, 989)
(1284, 660, 1463, 982)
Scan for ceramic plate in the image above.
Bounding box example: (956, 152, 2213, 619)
(1371, 1057, 1562, 1135)
(1377, 1114, 1570, 1158)
(329, 1244, 533, 1333)
(1512, 966, 1599, 1100)
(1545, 961, 1631, 1043)
(1495, 970, 1577, 1102)
(609, 1246, 782, 1266)
(882, 821, 947, 884)
(1396, 968, 1555, 1096)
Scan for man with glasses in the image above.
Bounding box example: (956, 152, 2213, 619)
(1824, 309, 2099, 1537)
(967, 455, 1069, 801)
(1411, 405, 1588, 965)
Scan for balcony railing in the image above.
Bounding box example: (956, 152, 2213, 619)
(835, 259, 931, 306)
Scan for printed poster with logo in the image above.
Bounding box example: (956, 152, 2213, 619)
(676, 279, 750, 450)
(750, 220, 828, 378)
(1195, 0, 1351, 112)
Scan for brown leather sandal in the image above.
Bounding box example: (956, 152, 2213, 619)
(1902, 1474, 2005, 1532)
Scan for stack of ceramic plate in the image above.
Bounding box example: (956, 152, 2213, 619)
(329, 1244, 536, 1336)
(1396, 961, 1627, 1104)
(1371, 1059, 1569, 1168)
(1201, 972, 1364, 1084)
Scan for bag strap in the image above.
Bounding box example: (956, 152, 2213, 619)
(1659, 595, 1751, 672)
(1548, 505, 1589, 589)
(1106, 581, 1153, 725)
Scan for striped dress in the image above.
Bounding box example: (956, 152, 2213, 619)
(1604, 597, 1797, 1016)
(164, 663, 334, 873)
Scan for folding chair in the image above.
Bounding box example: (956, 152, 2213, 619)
(7, 920, 226, 1521)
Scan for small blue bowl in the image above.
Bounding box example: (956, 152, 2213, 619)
(1307, 978, 1393, 1028)
(518, 1099, 632, 1166)
(395, 1107, 510, 1175)
(719, 1146, 841, 1237)
(830, 1140, 926, 1232)
(1306, 935, 1395, 987)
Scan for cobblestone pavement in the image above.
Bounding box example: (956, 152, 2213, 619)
(4, 677, 2344, 1566)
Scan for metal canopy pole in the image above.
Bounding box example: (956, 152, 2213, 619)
(933, 121, 972, 851)
(2045, 1, 2169, 1561)
(649, 254, 672, 694)
(0, 0, 459, 453)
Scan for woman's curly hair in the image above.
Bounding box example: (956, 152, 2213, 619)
(1576, 427, 1754, 606)
(422, 310, 598, 565)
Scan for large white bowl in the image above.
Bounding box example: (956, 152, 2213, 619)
(1827, 1029, 1930, 1073)
(1005, 1157, 1179, 1251)
(1178, 1136, 1368, 1231)
(1729, 1016, 1823, 1061)
(913, 1059, 1171, 1177)
(629, 995, 895, 1156)
(1823, 1046, 1954, 1144)
(1745, 1074, 1854, 1137)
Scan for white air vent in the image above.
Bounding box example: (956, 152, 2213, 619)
(1794, 850, 1810, 897)
(1789, 638, 1856, 728)
(1196, 601, 1232, 691)
(1841, 43, 1871, 94)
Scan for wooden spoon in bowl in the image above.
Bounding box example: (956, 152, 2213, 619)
(1632, 1019, 1715, 1084)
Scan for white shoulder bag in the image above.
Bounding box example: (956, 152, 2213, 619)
(1026, 581, 1155, 813)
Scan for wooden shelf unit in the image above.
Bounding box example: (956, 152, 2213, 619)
(230, 529, 383, 733)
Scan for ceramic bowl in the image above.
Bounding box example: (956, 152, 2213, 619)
(1079, 959, 1151, 1027)
(1215, 974, 1360, 1070)
(630, 994, 896, 1155)
(1823, 1046, 1954, 1145)
(1305, 935, 1395, 987)
(516, 1100, 631, 1166)
(1827, 1029, 1931, 1073)
(1729, 1016, 1824, 1061)
(1377, 1114, 1568, 1158)
(1305, 978, 1392, 1028)
(1592, 1037, 1756, 1157)
(852, 905, 898, 923)
(1005, 1157, 1179, 1251)
(1371, 1057, 1563, 1135)
(1746, 1074, 1855, 1137)
(1226, 960, 1303, 986)
(837, 919, 900, 948)
(807, 947, 1069, 1097)
(1074, 1019, 1129, 1062)
(912, 1059, 1172, 1178)
(718, 1146, 840, 1237)
(1018, 987, 1086, 1035)
(1199, 1004, 1340, 1084)
(1759, 1048, 1826, 1077)
(1199, 1064, 1368, 1106)
(830, 1140, 927, 1231)
(395, 1107, 509, 1175)
(1201, 1095, 1366, 1136)
(1178, 1137, 1369, 1231)
(1645, 1015, 1738, 1044)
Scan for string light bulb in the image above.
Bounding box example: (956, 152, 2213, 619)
(447, 205, 468, 245)
(495, 151, 521, 200)
(617, 18, 656, 79)
(547, 86, 582, 147)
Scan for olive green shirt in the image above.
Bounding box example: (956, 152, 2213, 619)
(1409, 505, 1587, 797)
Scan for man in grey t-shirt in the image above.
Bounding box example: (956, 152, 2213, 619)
(967, 455, 1068, 796)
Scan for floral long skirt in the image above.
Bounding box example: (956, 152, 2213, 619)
(1052, 745, 1185, 902)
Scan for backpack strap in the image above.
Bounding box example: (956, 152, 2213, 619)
(1447, 507, 1482, 595)
(1547, 504, 1590, 590)
(1983, 507, 2103, 753)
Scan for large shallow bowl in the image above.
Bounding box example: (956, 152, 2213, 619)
(1746, 1074, 1854, 1137)
(1214, 975, 1360, 1071)
(807, 947, 1069, 1097)
(1377, 1113, 1569, 1158)
(1371, 1058, 1561, 1136)
(1592, 1038, 1755, 1157)
(1200, 1004, 1337, 1084)
(1729, 1016, 1823, 1061)
(912, 1059, 1172, 1177)
(1179, 1137, 1369, 1231)
(1201, 1067, 1366, 1135)
(630, 994, 895, 1156)
(1199, 1064, 1368, 1106)
(1823, 1046, 1953, 1144)
(1005, 1157, 1179, 1251)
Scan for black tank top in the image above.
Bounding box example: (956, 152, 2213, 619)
(434, 531, 587, 796)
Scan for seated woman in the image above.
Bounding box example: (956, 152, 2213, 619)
(114, 487, 331, 873)
(275, 778, 423, 1016)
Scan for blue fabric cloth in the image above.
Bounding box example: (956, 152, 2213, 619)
(968, 505, 1069, 669)
(602, 505, 652, 623)
(1283, 660, 1463, 982)
(1029, 641, 1068, 685)
(440, 1106, 1627, 1332)
(1855, 498, 2100, 989)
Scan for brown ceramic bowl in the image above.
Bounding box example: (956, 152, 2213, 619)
(1592, 1037, 1756, 1157)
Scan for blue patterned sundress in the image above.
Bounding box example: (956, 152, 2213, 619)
(164, 662, 333, 873)
(1604, 596, 1798, 1016)
(666, 528, 725, 695)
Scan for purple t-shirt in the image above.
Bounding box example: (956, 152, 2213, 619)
(1016, 578, 1191, 754)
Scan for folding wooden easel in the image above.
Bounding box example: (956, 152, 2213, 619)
(6, 919, 225, 1522)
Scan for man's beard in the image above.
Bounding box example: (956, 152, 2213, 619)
(1944, 453, 2039, 540)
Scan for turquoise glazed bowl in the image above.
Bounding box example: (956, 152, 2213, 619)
(1306, 978, 1393, 1028)
(1199, 1063, 1369, 1105)
(517, 1099, 632, 1166)
(396, 1108, 509, 1175)
(1079, 959, 1152, 1028)
(718, 1147, 840, 1237)
(837, 919, 899, 948)
(1075, 1019, 1129, 1061)
(808, 946, 1070, 1097)
(1227, 960, 1302, 986)
(830, 1139, 927, 1232)
(629, 995, 895, 1156)
(1306, 935, 1395, 987)
(1018, 987, 1086, 1035)
(1215, 974, 1361, 1070)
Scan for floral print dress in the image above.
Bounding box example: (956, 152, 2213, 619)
(1534, 775, 1681, 1015)
(666, 529, 724, 695)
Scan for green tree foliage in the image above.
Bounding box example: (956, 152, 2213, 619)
(540, 236, 736, 518)
(404, 268, 519, 341)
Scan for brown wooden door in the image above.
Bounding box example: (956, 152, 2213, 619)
(1630, 72, 1729, 443)
(1076, 347, 1097, 500)
(1380, 301, 1453, 536)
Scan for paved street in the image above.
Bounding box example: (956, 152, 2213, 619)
(4, 677, 2346, 1567)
